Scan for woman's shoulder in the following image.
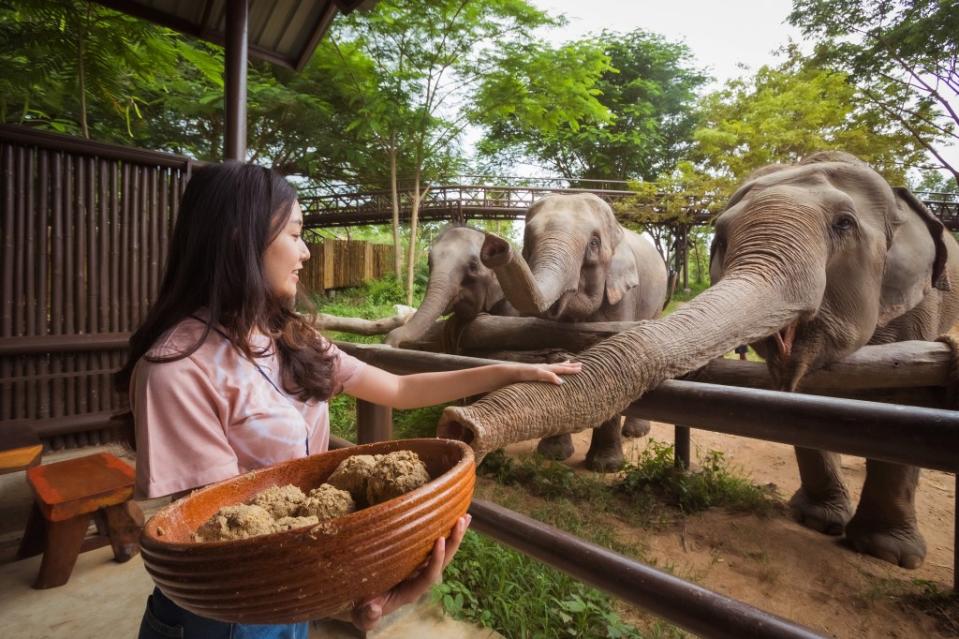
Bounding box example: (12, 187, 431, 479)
(146, 315, 219, 359)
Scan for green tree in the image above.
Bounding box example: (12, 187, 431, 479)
(789, 0, 959, 181)
(337, 0, 559, 304)
(476, 29, 707, 182)
(0, 0, 180, 139)
(692, 50, 934, 187)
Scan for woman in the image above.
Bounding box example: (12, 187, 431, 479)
(116, 162, 580, 639)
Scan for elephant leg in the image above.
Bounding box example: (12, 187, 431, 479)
(537, 434, 575, 461)
(789, 447, 853, 535)
(621, 416, 651, 438)
(585, 417, 625, 472)
(845, 460, 925, 569)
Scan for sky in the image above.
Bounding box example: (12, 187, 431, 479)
(531, 0, 805, 89)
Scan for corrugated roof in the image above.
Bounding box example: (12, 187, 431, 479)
(94, 0, 372, 70)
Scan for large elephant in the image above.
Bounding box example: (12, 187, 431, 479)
(440, 152, 959, 569)
(481, 193, 669, 471)
(385, 225, 512, 348)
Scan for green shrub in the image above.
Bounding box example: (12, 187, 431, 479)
(617, 440, 777, 515)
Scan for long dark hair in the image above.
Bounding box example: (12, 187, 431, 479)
(115, 162, 336, 401)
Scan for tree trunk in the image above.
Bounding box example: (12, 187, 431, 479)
(77, 6, 90, 139)
(405, 170, 422, 306)
(389, 143, 402, 282)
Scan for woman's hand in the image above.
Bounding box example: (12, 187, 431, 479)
(350, 514, 472, 631)
(513, 360, 583, 385)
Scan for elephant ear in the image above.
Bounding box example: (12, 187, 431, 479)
(878, 187, 950, 326)
(605, 234, 640, 306)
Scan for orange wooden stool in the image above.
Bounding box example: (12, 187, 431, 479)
(16, 452, 144, 589)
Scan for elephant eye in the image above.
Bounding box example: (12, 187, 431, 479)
(832, 215, 857, 233)
(589, 236, 601, 249)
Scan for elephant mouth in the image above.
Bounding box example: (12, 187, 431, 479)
(772, 321, 799, 361)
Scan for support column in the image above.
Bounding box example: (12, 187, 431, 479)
(357, 400, 393, 444)
(224, 0, 248, 161)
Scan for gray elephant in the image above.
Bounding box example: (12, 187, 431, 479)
(441, 152, 959, 569)
(481, 193, 669, 471)
(385, 225, 512, 348)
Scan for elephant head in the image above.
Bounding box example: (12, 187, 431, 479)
(712, 151, 950, 391)
(385, 225, 505, 347)
(440, 152, 952, 455)
(483, 193, 649, 322)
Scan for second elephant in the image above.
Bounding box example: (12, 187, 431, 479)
(482, 193, 669, 471)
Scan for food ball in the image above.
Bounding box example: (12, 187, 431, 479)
(366, 450, 431, 505)
(298, 484, 356, 521)
(273, 515, 320, 532)
(326, 454, 380, 504)
(195, 504, 275, 542)
(250, 484, 306, 518)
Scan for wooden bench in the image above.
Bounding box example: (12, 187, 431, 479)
(16, 452, 144, 588)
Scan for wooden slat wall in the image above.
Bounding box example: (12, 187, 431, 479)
(0, 126, 192, 449)
(300, 239, 394, 294)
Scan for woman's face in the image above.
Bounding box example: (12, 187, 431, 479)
(263, 200, 310, 300)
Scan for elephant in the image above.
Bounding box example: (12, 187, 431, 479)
(440, 151, 959, 569)
(385, 225, 513, 348)
(481, 192, 670, 471)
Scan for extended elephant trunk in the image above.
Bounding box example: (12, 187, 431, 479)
(385, 271, 455, 347)
(439, 215, 827, 458)
(481, 233, 572, 316)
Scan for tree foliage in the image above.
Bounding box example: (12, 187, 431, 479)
(788, 0, 959, 180)
(692, 48, 933, 187)
(476, 29, 707, 182)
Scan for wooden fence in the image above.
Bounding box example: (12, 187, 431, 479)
(0, 125, 193, 449)
(300, 239, 394, 292)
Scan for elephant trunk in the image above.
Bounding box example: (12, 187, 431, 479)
(385, 269, 456, 347)
(480, 233, 553, 315)
(480, 233, 579, 317)
(439, 210, 827, 457)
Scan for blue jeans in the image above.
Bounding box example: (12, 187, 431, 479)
(138, 587, 309, 639)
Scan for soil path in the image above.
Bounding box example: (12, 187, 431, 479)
(504, 423, 956, 639)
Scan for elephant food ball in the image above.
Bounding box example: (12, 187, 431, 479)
(366, 450, 431, 506)
(194, 504, 276, 542)
(274, 515, 320, 532)
(326, 454, 381, 505)
(298, 484, 356, 521)
(250, 484, 306, 518)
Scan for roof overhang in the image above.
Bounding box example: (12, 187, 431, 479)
(93, 0, 373, 70)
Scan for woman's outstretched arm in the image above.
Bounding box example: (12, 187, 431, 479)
(346, 361, 582, 410)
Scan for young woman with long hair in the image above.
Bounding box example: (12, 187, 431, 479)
(117, 162, 579, 639)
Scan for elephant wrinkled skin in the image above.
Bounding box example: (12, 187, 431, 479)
(482, 193, 669, 471)
(440, 152, 959, 569)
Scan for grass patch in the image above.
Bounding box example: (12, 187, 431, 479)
(899, 580, 959, 636)
(617, 440, 779, 515)
(434, 531, 653, 639)
(478, 450, 610, 502)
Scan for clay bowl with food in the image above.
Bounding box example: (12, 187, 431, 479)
(139, 438, 475, 624)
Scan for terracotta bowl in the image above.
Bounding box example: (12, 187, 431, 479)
(139, 438, 475, 624)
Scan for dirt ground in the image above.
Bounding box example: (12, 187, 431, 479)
(502, 423, 956, 639)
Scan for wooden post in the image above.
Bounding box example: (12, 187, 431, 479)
(356, 400, 392, 444)
(224, 0, 248, 161)
(675, 425, 691, 469)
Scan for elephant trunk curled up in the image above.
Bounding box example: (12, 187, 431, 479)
(438, 213, 826, 458)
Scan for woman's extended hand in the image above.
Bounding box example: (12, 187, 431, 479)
(513, 360, 583, 385)
(350, 514, 472, 631)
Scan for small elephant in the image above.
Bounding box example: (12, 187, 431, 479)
(483, 193, 669, 471)
(385, 225, 512, 348)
